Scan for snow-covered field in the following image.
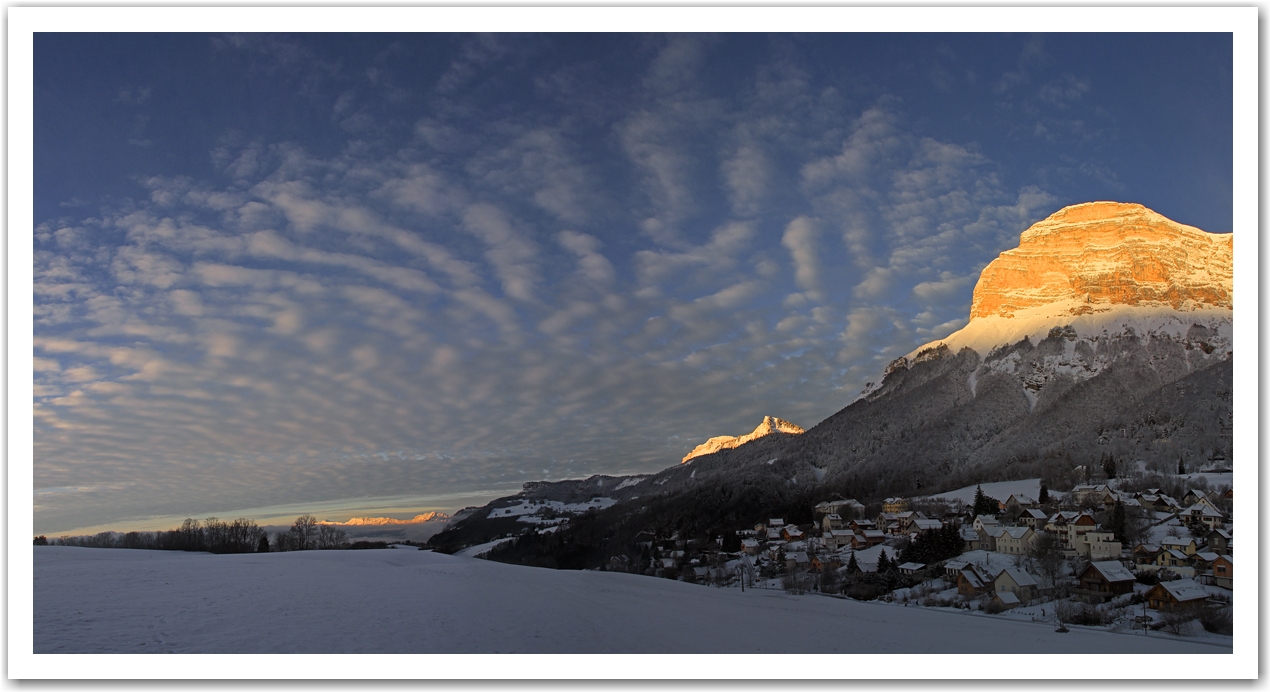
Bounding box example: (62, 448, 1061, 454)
(925, 478, 1056, 505)
(33, 546, 1228, 655)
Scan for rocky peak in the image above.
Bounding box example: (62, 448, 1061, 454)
(971, 201, 1232, 320)
(681, 416, 805, 463)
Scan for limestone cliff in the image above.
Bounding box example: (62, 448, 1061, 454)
(682, 416, 804, 463)
(971, 201, 1231, 320)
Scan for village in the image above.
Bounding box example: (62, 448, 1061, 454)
(629, 474, 1233, 638)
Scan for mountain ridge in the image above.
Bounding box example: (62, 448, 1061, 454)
(430, 202, 1234, 564)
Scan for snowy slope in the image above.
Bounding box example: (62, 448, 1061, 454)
(33, 547, 1228, 656)
(924, 479, 1058, 505)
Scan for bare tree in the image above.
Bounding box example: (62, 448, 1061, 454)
(316, 523, 349, 550)
(290, 514, 318, 550)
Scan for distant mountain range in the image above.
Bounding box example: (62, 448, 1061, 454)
(320, 512, 449, 527)
(431, 202, 1233, 561)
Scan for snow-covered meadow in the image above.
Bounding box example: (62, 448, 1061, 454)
(33, 546, 1228, 656)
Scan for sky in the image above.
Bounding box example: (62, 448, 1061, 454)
(30, 31, 1234, 535)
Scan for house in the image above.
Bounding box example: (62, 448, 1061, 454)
(784, 551, 810, 571)
(1145, 578, 1209, 610)
(1190, 551, 1219, 581)
(1213, 556, 1232, 588)
(782, 526, 804, 541)
(976, 525, 1005, 552)
(995, 526, 1036, 555)
(1075, 561, 1136, 603)
(959, 524, 979, 549)
(849, 518, 876, 532)
(1020, 508, 1049, 530)
(956, 566, 991, 597)
(810, 553, 840, 572)
(1155, 548, 1191, 569)
(823, 529, 855, 551)
(768, 518, 786, 529)
(1057, 513, 1099, 551)
(1182, 503, 1225, 530)
(851, 530, 886, 550)
(994, 590, 1022, 610)
(1205, 529, 1231, 556)
(1182, 489, 1211, 506)
(822, 513, 844, 532)
(875, 513, 898, 533)
(1131, 543, 1161, 566)
(972, 515, 1001, 533)
(994, 567, 1039, 602)
(897, 562, 925, 576)
(882, 497, 909, 514)
(1004, 494, 1037, 511)
(766, 527, 783, 541)
(1072, 531, 1121, 560)
(895, 510, 928, 533)
(909, 518, 943, 536)
(814, 498, 866, 520)
(740, 538, 761, 555)
(1072, 484, 1116, 508)
(1160, 537, 1198, 556)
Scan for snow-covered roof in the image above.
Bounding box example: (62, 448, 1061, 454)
(1184, 503, 1224, 517)
(912, 519, 942, 530)
(1193, 551, 1219, 563)
(898, 562, 925, 571)
(1024, 509, 1048, 519)
(1158, 579, 1209, 603)
(769, 518, 785, 527)
(996, 591, 1021, 605)
(786, 551, 809, 563)
(997, 567, 1038, 588)
(1001, 526, 1033, 539)
(825, 513, 841, 521)
(1088, 560, 1135, 583)
(959, 569, 984, 589)
(1208, 528, 1232, 539)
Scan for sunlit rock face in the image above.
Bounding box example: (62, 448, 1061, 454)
(971, 201, 1232, 320)
(319, 512, 449, 526)
(682, 416, 804, 463)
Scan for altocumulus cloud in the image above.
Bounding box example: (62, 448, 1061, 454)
(32, 32, 1230, 533)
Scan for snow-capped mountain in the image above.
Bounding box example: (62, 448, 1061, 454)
(682, 416, 805, 463)
(860, 201, 1232, 409)
(434, 202, 1234, 559)
(318, 512, 449, 527)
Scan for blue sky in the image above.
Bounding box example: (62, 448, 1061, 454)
(32, 32, 1233, 534)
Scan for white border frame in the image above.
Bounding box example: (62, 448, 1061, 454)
(8, 6, 1258, 681)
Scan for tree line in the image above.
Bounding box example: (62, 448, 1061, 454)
(36, 514, 351, 553)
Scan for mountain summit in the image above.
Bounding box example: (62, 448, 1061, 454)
(969, 202, 1231, 321)
(682, 416, 805, 463)
(863, 202, 1233, 399)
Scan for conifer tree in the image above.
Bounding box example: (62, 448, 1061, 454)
(875, 550, 890, 573)
(1110, 501, 1127, 543)
(1038, 484, 1050, 505)
(847, 551, 860, 573)
(972, 485, 999, 517)
(1178, 457, 1187, 475)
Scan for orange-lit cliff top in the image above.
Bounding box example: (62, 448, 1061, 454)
(970, 202, 1232, 320)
